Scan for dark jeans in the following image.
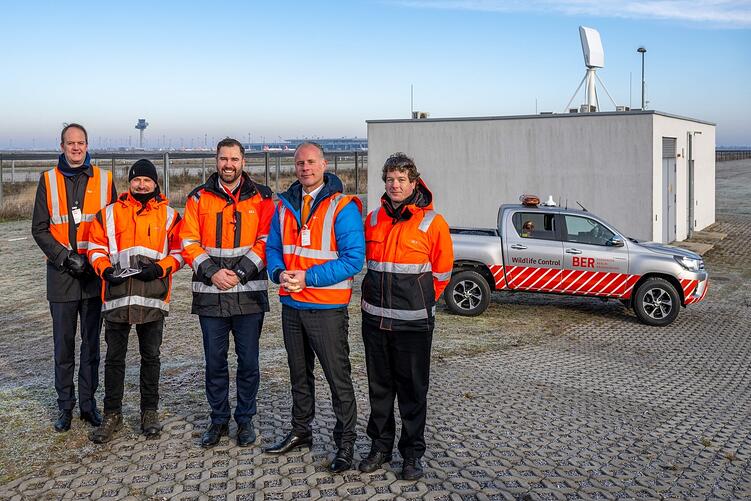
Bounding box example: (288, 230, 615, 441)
(281, 305, 356, 448)
(103, 318, 163, 414)
(362, 325, 433, 459)
(50, 298, 102, 412)
(199, 313, 263, 425)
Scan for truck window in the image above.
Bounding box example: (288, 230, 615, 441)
(512, 212, 557, 241)
(563, 215, 614, 246)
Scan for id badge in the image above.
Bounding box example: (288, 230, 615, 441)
(71, 207, 82, 225)
(301, 228, 311, 247)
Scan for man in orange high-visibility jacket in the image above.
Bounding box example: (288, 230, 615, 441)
(32, 123, 117, 433)
(86, 159, 183, 444)
(180, 138, 275, 449)
(264, 142, 365, 474)
(358, 153, 453, 481)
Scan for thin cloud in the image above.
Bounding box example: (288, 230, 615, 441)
(393, 1, 751, 27)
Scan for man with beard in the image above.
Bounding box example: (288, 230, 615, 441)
(32, 123, 116, 432)
(359, 152, 453, 480)
(87, 159, 183, 443)
(181, 138, 275, 448)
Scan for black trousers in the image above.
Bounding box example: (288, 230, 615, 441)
(281, 305, 357, 448)
(103, 318, 163, 414)
(49, 298, 102, 412)
(362, 324, 433, 459)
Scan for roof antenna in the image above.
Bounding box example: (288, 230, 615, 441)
(576, 201, 588, 212)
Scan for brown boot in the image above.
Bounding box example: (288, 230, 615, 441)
(141, 410, 162, 438)
(89, 413, 123, 444)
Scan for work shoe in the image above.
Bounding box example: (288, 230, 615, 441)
(201, 423, 228, 448)
(54, 410, 72, 432)
(402, 457, 424, 480)
(358, 449, 392, 473)
(80, 407, 103, 427)
(328, 446, 354, 473)
(264, 431, 313, 454)
(141, 410, 162, 438)
(89, 413, 123, 444)
(236, 421, 256, 447)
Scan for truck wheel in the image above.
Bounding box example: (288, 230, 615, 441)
(632, 277, 680, 327)
(444, 270, 491, 316)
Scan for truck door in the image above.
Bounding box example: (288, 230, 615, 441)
(559, 214, 635, 297)
(503, 210, 563, 292)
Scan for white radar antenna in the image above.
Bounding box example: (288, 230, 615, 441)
(564, 26, 619, 113)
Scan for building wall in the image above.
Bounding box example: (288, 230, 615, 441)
(651, 115, 715, 241)
(368, 114, 656, 240)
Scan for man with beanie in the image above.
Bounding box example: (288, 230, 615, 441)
(86, 159, 183, 443)
(32, 123, 116, 432)
(180, 138, 275, 448)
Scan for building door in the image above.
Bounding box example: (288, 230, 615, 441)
(662, 138, 677, 243)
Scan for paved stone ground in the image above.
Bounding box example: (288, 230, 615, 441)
(3, 214, 750, 500)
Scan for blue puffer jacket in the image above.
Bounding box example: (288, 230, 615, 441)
(266, 173, 365, 310)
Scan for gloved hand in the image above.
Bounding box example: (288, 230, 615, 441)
(135, 261, 163, 282)
(64, 251, 87, 277)
(102, 267, 128, 286)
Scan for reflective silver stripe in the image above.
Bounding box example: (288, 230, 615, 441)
(163, 207, 177, 256)
(308, 279, 352, 290)
(418, 211, 437, 232)
(102, 295, 169, 312)
(88, 242, 108, 252)
(182, 238, 199, 248)
(282, 245, 339, 260)
(279, 205, 286, 232)
(432, 271, 452, 281)
(46, 169, 62, 223)
(105, 205, 118, 255)
(204, 246, 251, 258)
(367, 260, 432, 274)
(369, 207, 380, 227)
(320, 194, 343, 252)
(361, 300, 435, 320)
(191, 280, 268, 294)
(111, 246, 165, 267)
(246, 250, 264, 270)
(79, 214, 96, 223)
(76, 241, 91, 250)
(192, 253, 210, 272)
(89, 250, 109, 262)
(170, 252, 185, 266)
(99, 170, 109, 206)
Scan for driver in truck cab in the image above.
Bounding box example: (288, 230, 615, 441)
(360, 152, 453, 480)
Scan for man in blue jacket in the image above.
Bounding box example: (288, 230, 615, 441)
(264, 142, 364, 473)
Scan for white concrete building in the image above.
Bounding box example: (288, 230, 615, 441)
(367, 111, 715, 243)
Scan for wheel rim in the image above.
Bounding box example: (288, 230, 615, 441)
(452, 280, 482, 311)
(642, 287, 673, 320)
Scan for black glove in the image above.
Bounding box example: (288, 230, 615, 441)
(136, 261, 163, 282)
(103, 267, 128, 286)
(64, 251, 87, 277)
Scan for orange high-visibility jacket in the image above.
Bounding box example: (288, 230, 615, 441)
(88, 192, 183, 324)
(276, 191, 363, 306)
(180, 173, 275, 317)
(362, 179, 453, 331)
(44, 165, 113, 253)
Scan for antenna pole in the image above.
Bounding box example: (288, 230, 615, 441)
(595, 73, 619, 109)
(410, 84, 414, 117)
(563, 72, 588, 112)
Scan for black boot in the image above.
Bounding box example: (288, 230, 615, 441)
(329, 446, 354, 473)
(54, 410, 72, 432)
(358, 449, 392, 473)
(263, 431, 313, 454)
(201, 423, 228, 448)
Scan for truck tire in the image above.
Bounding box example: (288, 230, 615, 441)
(632, 277, 680, 327)
(444, 270, 491, 316)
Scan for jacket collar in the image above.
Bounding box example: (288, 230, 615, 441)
(380, 178, 433, 222)
(56, 152, 93, 178)
(202, 171, 258, 202)
(279, 172, 343, 211)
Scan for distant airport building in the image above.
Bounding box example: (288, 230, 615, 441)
(245, 138, 367, 152)
(367, 110, 715, 243)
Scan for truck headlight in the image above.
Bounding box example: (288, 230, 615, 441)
(674, 255, 703, 272)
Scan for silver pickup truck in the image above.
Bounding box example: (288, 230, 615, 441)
(446, 198, 709, 326)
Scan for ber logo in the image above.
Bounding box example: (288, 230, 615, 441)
(572, 256, 595, 268)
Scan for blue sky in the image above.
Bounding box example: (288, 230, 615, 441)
(1, 0, 749, 148)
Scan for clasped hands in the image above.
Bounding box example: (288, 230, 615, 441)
(280, 270, 306, 293)
(211, 268, 240, 291)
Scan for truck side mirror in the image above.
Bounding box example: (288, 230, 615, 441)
(607, 236, 625, 247)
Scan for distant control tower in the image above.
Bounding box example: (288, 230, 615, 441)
(135, 119, 149, 148)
